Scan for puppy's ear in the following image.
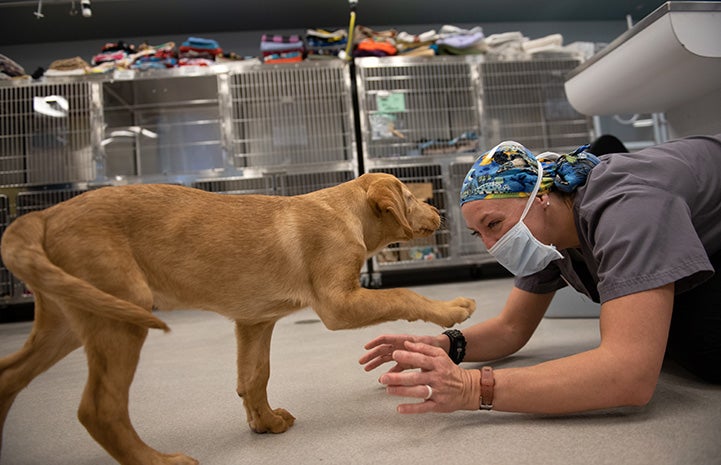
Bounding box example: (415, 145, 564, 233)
(367, 179, 413, 239)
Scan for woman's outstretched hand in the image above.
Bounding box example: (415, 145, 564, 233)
(361, 337, 481, 414)
(359, 333, 443, 373)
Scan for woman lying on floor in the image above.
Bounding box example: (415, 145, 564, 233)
(360, 134, 721, 414)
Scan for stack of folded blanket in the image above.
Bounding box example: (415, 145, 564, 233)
(91, 40, 137, 67)
(483, 32, 573, 61)
(179, 37, 222, 66)
(352, 26, 398, 57)
(87, 40, 181, 72)
(521, 34, 565, 56)
(436, 25, 486, 55)
(44, 56, 92, 77)
(261, 34, 305, 64)
(131, 42, 178, 70)
(395, 30, 438, 57)
(483, 32, 527, 61)
(305, 29, 347, 60)
(34, 36, 241, 77)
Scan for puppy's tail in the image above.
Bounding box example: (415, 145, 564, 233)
(0, 213, 170, 332)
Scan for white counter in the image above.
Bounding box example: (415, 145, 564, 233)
(564, 1, 721, 138)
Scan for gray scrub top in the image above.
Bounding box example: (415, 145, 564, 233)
(515, 134, 721, 304)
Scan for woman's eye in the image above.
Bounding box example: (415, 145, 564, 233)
(470, 230, 479, 237)
(488, 220, 500, 230)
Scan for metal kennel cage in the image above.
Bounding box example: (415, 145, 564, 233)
(355, 56, 483, 161)
(229, 60, 357, 173)
(0, 81, 98, 187)
(480, 58, 592, 153)
(102, 72, 228, 181)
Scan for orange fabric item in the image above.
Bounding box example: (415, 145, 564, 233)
(355, 39, 397, 56)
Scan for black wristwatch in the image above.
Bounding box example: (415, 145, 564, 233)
(443, 329, 467, 364)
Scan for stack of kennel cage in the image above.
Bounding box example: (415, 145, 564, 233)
(0, 60, 360, 305)
(97, 60, 357, 192)
(355, 55, 496, 287)
(355, 55, 592, 285)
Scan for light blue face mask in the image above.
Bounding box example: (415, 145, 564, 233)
(487, 160, 563, 277)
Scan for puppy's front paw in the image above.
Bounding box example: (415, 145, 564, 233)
(436, 297, 476, 327)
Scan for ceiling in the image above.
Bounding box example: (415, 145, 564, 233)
(0, 0, 679, 46)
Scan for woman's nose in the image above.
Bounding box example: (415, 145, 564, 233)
(483, 238, 495, 250)
(474, 232, 495, 251)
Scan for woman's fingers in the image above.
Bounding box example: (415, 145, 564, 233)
(363, 334, 405, 350)
(358, 343, 392, 366)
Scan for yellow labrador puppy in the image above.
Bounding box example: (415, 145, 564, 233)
(0, 173, 475, 465)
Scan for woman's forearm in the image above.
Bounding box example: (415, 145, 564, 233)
(492, 347, 655, 413)
(490, 285, 673, 414)
(460, 317, 532, 362)
(456, 288, 553, 363)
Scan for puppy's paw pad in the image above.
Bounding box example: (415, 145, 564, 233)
(450, 297, 476, 314)
(437, 297, 476, 326)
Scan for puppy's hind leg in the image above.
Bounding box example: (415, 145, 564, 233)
(0, 292, 81, 454)
(69, 257, 197, 465)
(235, 320, 295, 434)
(76, 316, 198, 465)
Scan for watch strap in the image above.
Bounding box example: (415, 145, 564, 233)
(442, 329, 466, 364)
(479, 366, 495, 410)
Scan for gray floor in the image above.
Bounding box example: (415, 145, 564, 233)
(1, 277, 721, 465)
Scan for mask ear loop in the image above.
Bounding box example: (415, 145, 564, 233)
(519, 159, 543, 223)
(485, 140, 525, 161)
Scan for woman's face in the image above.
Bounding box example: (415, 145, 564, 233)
(461, 196, 549, 250)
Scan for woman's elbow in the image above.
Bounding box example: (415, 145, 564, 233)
(616, 369, 659, 407)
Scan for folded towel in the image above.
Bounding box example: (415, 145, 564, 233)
(436, 31, 485, 49)
(182, 37, 220, 50)
(262, 34, 302, 44)
(260, 40, 304, 53)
